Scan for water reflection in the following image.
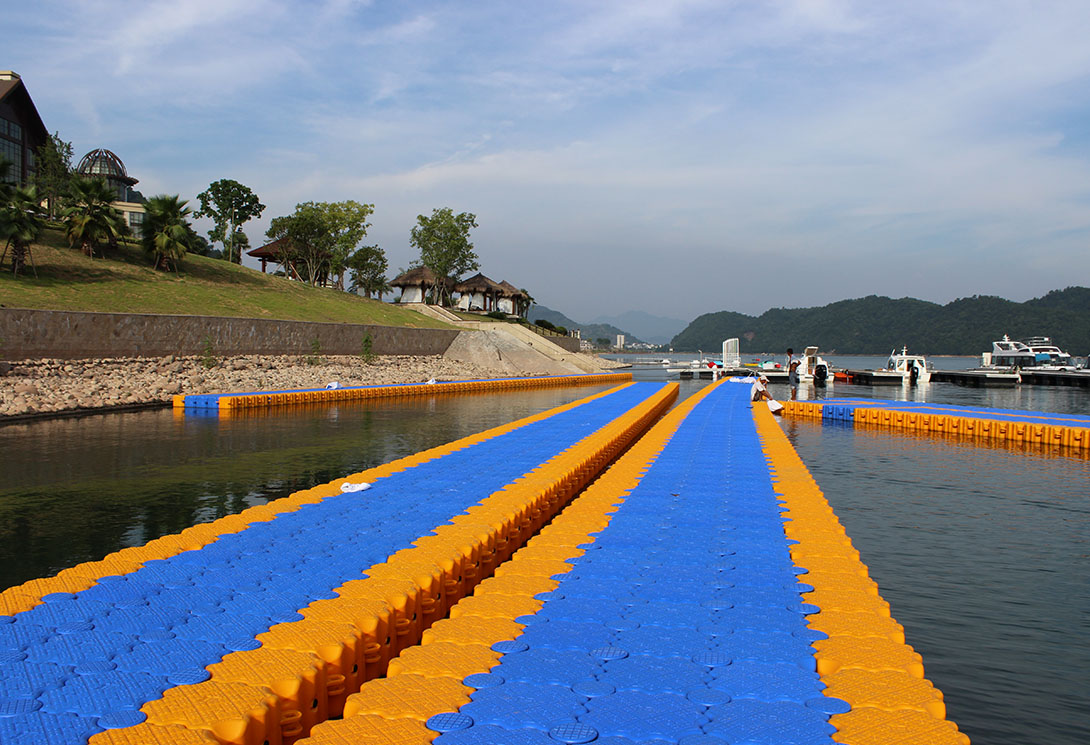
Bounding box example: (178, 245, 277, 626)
(786, 420, 1090, 745)
(0, 385, 614, 590)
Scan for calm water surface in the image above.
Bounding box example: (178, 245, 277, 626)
(2, 362, 1088, 744)
(0, 385, 615, 591)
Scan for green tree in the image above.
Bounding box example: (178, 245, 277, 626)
(33, 132, 74, 220)
(518, 288, 535, 318)
(184, 225, 215, 256)
(194, 179, 265, 264)
(230, 228, 250, 254)
(1, 184, 45, 277)
(63, 177, 127, 257)
(143, 195, 194, 271)
(266, 200, 373, 287)
(410, 207, 479, 304)
(347, 244, 391, 299)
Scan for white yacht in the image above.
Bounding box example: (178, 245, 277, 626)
(844, 347, 931, 385)
(982, 336, 1076, 370)
(881, 347, 932, 384)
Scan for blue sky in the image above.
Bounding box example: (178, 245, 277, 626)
(8, 1, 1090, 322)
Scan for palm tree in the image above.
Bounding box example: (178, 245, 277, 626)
(64, 177, 126, 257)
(143, 195, 193, 271)
(519, 288, 535, 319)
(0, 184, 45, 277)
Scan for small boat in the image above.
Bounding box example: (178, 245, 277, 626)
(796, 346, 833, 385)
(884, 347, 932, 384)
(982, 336, 1077, 371)
(845, 347, 931, 385)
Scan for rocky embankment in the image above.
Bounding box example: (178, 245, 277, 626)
(0, 354, 554, 419)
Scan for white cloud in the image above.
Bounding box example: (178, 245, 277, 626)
(7, 1, 1090, 320)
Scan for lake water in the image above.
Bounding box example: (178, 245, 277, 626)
(1, 362, 1087, 744)
(0, 385, 616, 591)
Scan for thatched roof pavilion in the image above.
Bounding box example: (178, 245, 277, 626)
(496, 280, 530, 316)
(391, 266, 450, 303)
(496, 280, 525, 298)
(454, 272, 503, 312)
(453, 272, 502, 294)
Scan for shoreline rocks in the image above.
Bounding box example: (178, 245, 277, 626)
(0, 354, 587, 420)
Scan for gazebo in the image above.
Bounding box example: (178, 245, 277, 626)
(247, 237, 303, 280)
(454, 273, 503, 312)
(391, 266, 448, 304)
(496, 280, 530, 317)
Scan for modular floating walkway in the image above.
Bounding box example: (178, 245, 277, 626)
(783, 398, 1090, 454)
(173, 373, 633, 412)
(1, 379, 971, 744)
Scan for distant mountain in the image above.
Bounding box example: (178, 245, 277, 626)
(670, 287, 1090, 355)
(592, 310, 686, 345)
(527, 304, 646, 345)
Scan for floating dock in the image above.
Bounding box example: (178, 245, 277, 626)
(783, 398, 1090, 453)
(172, 373, 632, 411)
(928, 370, 1021, 387)
(1, 379, 969, 744)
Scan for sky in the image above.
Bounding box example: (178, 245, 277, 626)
(7, 1, 1090, 322)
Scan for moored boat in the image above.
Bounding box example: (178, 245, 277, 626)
(796, 346, 834, 385)
(845, 347, 932, 385)
(982, 336, 1076, 371)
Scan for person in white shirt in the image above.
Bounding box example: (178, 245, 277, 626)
(750, 375, 784, 414)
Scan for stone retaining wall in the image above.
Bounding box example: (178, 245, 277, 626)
(539, 333, 581, 353)
(0, 308, 460, 360)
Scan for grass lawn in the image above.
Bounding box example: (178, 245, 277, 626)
(0, 229, 453, 329)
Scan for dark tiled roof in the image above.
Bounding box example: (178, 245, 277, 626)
(248, 236, 289, 259)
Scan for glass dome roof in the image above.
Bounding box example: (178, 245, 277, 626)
(76, 149, 136, 184)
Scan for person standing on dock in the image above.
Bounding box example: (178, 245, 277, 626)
(787, 348, 800, 400)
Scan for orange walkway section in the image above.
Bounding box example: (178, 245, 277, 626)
(754, 405, 971, 745)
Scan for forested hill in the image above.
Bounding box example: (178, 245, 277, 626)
(669, 288, 1090, 355)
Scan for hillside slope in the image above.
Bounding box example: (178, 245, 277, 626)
(0, 229, 451, 328)
(670, 289, 1090, 355)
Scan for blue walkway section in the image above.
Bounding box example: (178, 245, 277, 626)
(815, 397, 1090, 427)
(435, 382, 845, 745)
(0, 383, 666, 745)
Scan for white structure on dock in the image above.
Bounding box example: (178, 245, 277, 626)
(723, 338, 741, 369)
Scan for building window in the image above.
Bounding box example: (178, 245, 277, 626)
(127, 211, 144, 237)
(0, 138, 21, 182)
